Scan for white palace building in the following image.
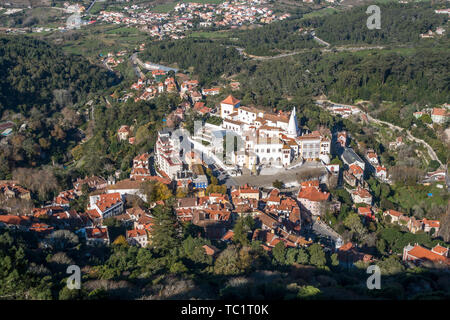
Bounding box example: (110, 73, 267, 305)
(216, 95, 331, 170)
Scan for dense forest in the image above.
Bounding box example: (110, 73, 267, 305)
(0, 36, 117, 180)
(0, 36, 117, 116)
(228, 21, 319, 56)
(222, 2, 449, 56)
(305, 2, 447, 44)
(236, 47, 450, 108)
(307, 2, 449, 45)
(141, 39, 245, 84)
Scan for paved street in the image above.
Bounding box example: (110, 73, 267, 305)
(230, 162, 327, 188)
(312, 220, 341, 242)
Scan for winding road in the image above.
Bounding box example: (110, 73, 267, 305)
(318, 99, 443, 167)
(236, 44, 385, 61)
(365, 113, 443, 167)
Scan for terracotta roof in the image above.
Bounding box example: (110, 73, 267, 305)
(432, 108, 448, 116)
(376, 166, 386, 173)
(86, 209, 101, 220)
(256, 212, 279, 229)
(406, 244, 449, 263)
(297, 187, 329, 202)
(203, 244, 220, 256)
(134, 153, 150, 162)
(127, 228, 147, 238)
(358, 207, 372, 215)
(33, 208, 51, 218)
(297, 131, 321, 140)
(385, 209, 404, 217)
(352, 187, 371, 199)
(222, 95, 240, 105)
(263, 112, 289, 124)
(118, 125, 130, 133)
(422, 218, 440, 228)
(177, 197, 198, 208)
(301, 180, 319, 188)
(30, 223, 53, 233)
(432, 244, 448, 255)
(349, 164, 364, 175)
(95, 193, 122, 213)
(221, 230, 234, 241)
(106, 179, 143, 190)
(85, 226, 109, 240)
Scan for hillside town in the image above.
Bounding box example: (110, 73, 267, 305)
(0, 0, 449, 305)
(1, 89, 449, 269)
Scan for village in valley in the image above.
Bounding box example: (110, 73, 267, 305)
(1, 62, 449, 268)
(0, 0, 450, 302)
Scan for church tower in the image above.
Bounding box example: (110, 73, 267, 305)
(287, 107, 299, 138)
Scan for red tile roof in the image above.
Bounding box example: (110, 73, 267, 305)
(358, 207, 372, 215)
(432, 244, 448, 255)
(297, 187, 329, 202)
(406, 244, 449, 263)
(86, 226, 109, 240)
(376, 166, 386, 173)
(349, 164, 364, 175)
(221, 230, 234, 241)
(432, 108, 448, 116)
(203, 244, 220, 256)
(352, 187, 371, 199)
(222, 95, 240, 105)
(127, 228, 147, 238)
(385, 209, 404, 217)
(95, 193, 122, 213)
(422, 218, 440, 228)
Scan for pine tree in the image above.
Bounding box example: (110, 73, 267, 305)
(151, 204, 179, 254)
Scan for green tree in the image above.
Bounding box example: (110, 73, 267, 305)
(331, 253, 339, 267)
(272, 180, 284, 189)
(141, 181, 172, 203)
(272, 242, 286, 265)
(308, 244, 326, 267)
(150, 204, 179, 254)
(296, 248, 309, 265)
(233, 216, 255, 246)
(214, 245, 242, 275)
(297, 285, 321, 300)
(285, 248, 298, 265)
(376, 238, 386, 255)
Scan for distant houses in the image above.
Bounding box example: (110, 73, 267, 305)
(383, 209, 440, 235)
(403, 243, 449, 266)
